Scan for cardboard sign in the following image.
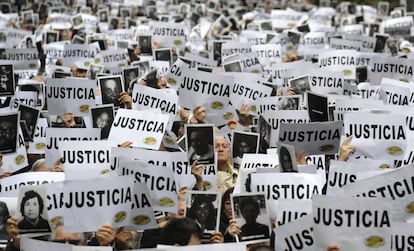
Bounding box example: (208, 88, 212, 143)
(48, 176, 134, 233)
(46, 78, 96, 116)
(128, 182, 157, 230)
(313, 195, 392, 251)
(178, 68, 233, 109)
(3, 48, 38, 70)
(251, 44, 282, 67)
(368, 55, 414, 84)
(118, 159, 178, 214)
(381, 16, 413, 38)
(132, 84, 178, 115)
(278, 121, 343, 156)
(99, 49, 128, 68)
(108, 109, 169, 150)
(343, 110, 407, 160)
(230, 73, 272, 110)
(270, 9, 303, 29)
(151, 22, 186, 49)
(318, 50, 365, 79)
(276, 199, 312, 227)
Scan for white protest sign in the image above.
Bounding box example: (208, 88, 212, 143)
(234, 153, 279, 194)
(99, 49, 128, 68)
(178, 69, 232, 109)
(344, 34, 376, 52)
(108, 109, 169, 150)
(60, 44, 100, 68)
(49, 176, 134, 233)
(80, 14, 98, 33)
(163, 58, 190, 89)
(230, 73, 272, 110)
(262, 110, 310, 147)
(46, 78, 96, 116)
(313, 195, 392, 251)
(270, 9, 304, 29)
(308, 68, 345, 95)
(342, 165, 414, 200)
(337, 24, 364, 36)
(59, 140, 112, 180)
(318, 49, 357, 79)
(368, 55, 414, 85)
(27, 118, 48, 154)
(276, 199, 312, 227)
(118, 159, 178, 214)
(9, 91, 37, 111)
(128, 182, 157, 230)
(239, 30, 267, 45)
(330, 38, 363, 51)
(21, 238, 72, 251)
(151, 21, 186, 49)
(106, 29, 134, 42)
(132, 84, 178, 115)
(391, 222, 414, 250)
(308, 7, 335, 26)
(379, 78, 414, 106)
(4, 48, 38, 70)
(382, 16, 413, 38)
(278, 121, 343, 156)
(45, 128, 101, 167)
(271, 61, 315, 86)
(298, 32, 327, 50)
(251, 44, 282, 67)
(5, 29, 32, 47)
(0, 172, 65, 197)
(221, 42, 252, 58)
(275, 215, 315, 251)
(343, 110, 407, 160)
(250, 172, 323, 201)
(233, 52, 262, 74)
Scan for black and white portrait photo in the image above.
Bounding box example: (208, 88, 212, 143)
(98, 76, 123, 107)
(71, 14, 84, 30)
(257, 116, 271, 154)
(307, 92, 329, 122)
(278, 143, 298, 173)
(131, 61, 150, 78)
(98, 9, 108, 22)
(0, 64, 15, 96)
(87, 64, 104, 80)
(16, 186, 51, 234)
(22, 10, 34, 26)
(0, 112, 18, 154)
(223, 60, 242, 73)
(24, 36, 35, 49)
(185, 124, 215, 165)
(18, 104, 40, 142)
(108, 17, 119, 30)
(138, 35, 152, 55)
(154, 48, 172, 64)
(231, 193, 271, 243)
(90, 104, 114, 139)
(277, 96, 300, 110)
(44, 31, 59, 44)
(374, 34, 389, 53)
(289, 75, 311, 95)
(0, 199, 12, 247)
(185, 191, 221, 232)
(122, 66, 139, 92)
(232, 131, 259, 169)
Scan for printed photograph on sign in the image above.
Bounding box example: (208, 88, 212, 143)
(378, 2, 389, 16)
(131, 61, 150, 78)
(223, 60, 243, 73)
(0, 112, 18, 154)
(277, 96, 300, 110)
(277, 143, 298, 173)
(71, 14, 84, 30)
(154, 48, 172, 64)
(374, 33, 389, 53)
(184, 191, 221, 233)
(356, 66, 368, 84)
(16, 186, 51, 235)
(138, 35, 153, 55)
(44, 31, 59, 44)
(122, 66, 140, 93)
(0, 64, 15, 97)
(90, 104, 114, 139)
(289, 75, 311, 96)
(22, 10, 34, 26)
(87, 64, 104, 80)
(98, 75, 124, 107)
(307, 92, 329, 122)
(98, 9, 108, 22)
(231, 193, 271, 243)
(185, 124, 215, 165)
(232, 131, 259, 169)
(257, 116, 271, 153)
(18, 104, 40, 142)
(23, 35, 36, 49)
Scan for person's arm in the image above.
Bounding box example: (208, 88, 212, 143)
(119, 92, 132, 109)
(6, 217, 20, 251)
(191, 160, 205, 191)
(96, 224, 116, 246)
(209, 231, 224, 244)
(224, 219, 241, 241)
(338, 136, 355, 161)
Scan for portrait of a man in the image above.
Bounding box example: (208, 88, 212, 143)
(186, 125, 215, 165)
(98, 76, 123, 107)
(91, 105, 114, 139)
(0, 113, 18, 154)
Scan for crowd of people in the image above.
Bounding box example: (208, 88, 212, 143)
(0, 0, 413, 250)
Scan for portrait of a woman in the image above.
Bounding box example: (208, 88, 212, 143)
(18, 190, 51, 233)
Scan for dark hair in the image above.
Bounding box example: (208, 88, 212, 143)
(187, 195, 216, 230)
(0, 201, 10, 223)
(20, 190, 44, 217)
(239, 197, 259, 214)
(159, 217, 203, 246)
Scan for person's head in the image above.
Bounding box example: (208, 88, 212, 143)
(238, 140, 251, 157)
(279, 98, 297, 110)
(20, 190, 44, 221)
(159, 217, 203, 246)
(0, 119, 16, 146)
(193, 106, 207, 123)
(103, 79, 120, 102)
(31, 158, 49, 172)
(52, 223, 84, 245)
(221, 187, 234, 220)
(215, 136, 231, 164)
(0, 201, 10, 224)
(26, 37, 33, 48)
(96, 111, 110, 128)
(279, 147, 293, 172)
(190, 130, 209, 155)
(239, 197, 260, 224)
(188, 195, 215, 224)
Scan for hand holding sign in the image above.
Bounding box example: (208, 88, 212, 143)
(6, 216, 19, 249)
(96, 223, 115, 246)
(192, 160, 206, 191)
(338, 135, 355, 161)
